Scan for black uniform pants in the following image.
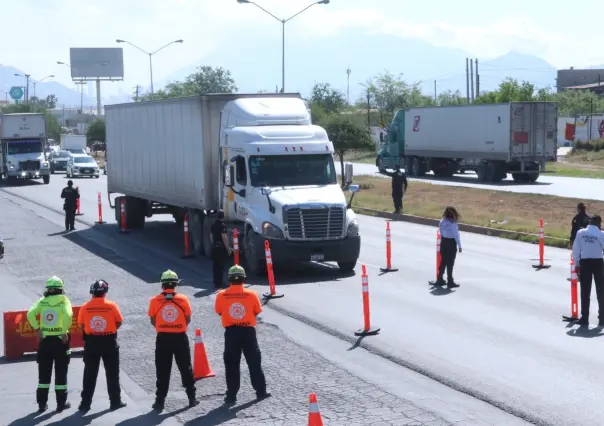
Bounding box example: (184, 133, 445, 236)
(392, 192, 403, 212)
(212, 247, 227, 288)
(64, 208, 76, 230)
(579, 258, 604, 319)
(37, 336, 71, 407)
(81, 335, 121, 405)
(224, 326, 266, 399)
(155, 332, 195, 401)
(438, 237, 457, 283)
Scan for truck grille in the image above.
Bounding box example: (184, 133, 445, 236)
(19, 160, 40, 171)
(285, 206, 344, 240)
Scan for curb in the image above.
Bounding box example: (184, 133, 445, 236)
(353, 206, 569, 247)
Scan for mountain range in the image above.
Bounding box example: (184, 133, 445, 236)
(3, 30, 603, 108)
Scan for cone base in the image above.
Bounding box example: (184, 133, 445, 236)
(379, 267, 399, 273)
(194, 371, 216, 381)
(95, 220, 106, 224)
(532, 264, 551, 269)
(354, 326, 380, 336)
(75, 213, 84, 216)
(562, 315, 579, 322)
(263, 292, 284, 299)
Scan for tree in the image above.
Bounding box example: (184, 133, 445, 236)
(140, 66, 237, 100)
(87, 118, 105, 144)
(436, 90, 468, 106)
(44, 95, 58, 109)
(322, 115, 374, 185)
(308, 83, 346, 115)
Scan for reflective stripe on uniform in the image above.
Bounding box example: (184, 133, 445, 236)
(66, 349, 71, 356)
(37, 383, 50, 389)
(308, 402, 320, 412)
(55, 385, 67, 391)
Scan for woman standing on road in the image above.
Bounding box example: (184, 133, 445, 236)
(436, 206, 462, 289)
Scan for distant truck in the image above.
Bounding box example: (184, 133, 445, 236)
(105, 94, 361, 275)
(376, 102, 558, 182)
(60, 134, 87, 155)
(0, 113, 50, 184)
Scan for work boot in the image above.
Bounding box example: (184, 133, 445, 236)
(110, 400, 127, 410)
(38, 403, 48, 413)
(577, 316, 589, 326)
(152, 399, 164, 412)
(186, 389, 199, 407)
(78, 401, 91, 412)
(223, 394, 236, 405)
(256, 392, 272, 401)
(434, 278, 446, 286)
(447, 281, 460, 289)
(57, 401, 71, 412)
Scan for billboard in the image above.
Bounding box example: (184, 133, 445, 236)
(69, 48, 124, 81)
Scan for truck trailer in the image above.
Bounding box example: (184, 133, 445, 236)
(376, 102, 558, 182)
(0, 113, 50, 184)
(105, 93, 361, 275)
(60, 134, 87, 155)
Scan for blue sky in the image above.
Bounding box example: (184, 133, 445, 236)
(2, 0, 598, 97)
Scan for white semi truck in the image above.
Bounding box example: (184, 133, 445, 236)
(376, 102, 558, 182)
(0, 113, 51, 184)
(105, 94, 361, 275)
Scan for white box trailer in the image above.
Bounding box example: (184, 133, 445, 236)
(105, 94, 361, 275)
(60, 134, 87, 154)
(376, 102, 558, 182)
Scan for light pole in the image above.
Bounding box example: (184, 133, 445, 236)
(14, 73, 31, 102)
(237, 0, 330, 92)
(32, 75, 54, 98)
(116, 39, 184, 95)
(58, 61, 86, 112)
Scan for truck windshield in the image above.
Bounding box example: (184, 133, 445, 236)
(74, 157, 93, 164)
(66, 148, 86, 155)
(248, 154, 337, 187)
(6, 140, 42, 155)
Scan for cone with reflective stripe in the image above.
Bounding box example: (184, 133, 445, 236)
(308, 392, 324, 426)
(193, 328, 215, 380)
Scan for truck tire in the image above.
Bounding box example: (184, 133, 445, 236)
(202, 218, 213, 258)
(476, 163, 486, 181)
(43, 175, 50, 184)
(244, 230, 266, 277)
(485, 162, 496, 182)
(376, 157, 385, 171)
(526, 172, 539, 182)
(189, 210, 204, 255)
(411, 158, 423, 177)
(512, 173, 530, 183)
(337, 260, 357, 272)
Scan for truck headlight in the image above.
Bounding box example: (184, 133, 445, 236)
(347, 218, 359, 237)
(42, 162, 49, 167)
(262, 222, 284, 239)
(8, 165, 14, 171)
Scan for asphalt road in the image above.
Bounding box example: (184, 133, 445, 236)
(0, 175, 528, 425)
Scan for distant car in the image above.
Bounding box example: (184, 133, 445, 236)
(66, 155, 100, 178)
(48, 150, 71, 173)
(64, 148, 87, 156)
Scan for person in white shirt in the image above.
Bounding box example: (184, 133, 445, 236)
(435, 206, 462, 289)
(572, 215, 604, 326)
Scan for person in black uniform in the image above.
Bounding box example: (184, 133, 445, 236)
(61, 180, 79, 231)
(382, 164, 408, 214)
(210, 210, 232, 289)
(570, 202, 590, 248)
(572, 215, 604, 326)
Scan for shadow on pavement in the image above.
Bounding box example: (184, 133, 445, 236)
(114, 406, 190, 426)
(566, 325, 604, 338)
(0, 351, 84, 365)
(45, 408, 113, 426)
(183, 399, 258, 426)
(246, 261, 355, 287)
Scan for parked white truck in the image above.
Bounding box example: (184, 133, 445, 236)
(0, 113, 50, 184)
(376, 102, 558, 182)
(105, 94, 361, 275)
(60, 134, 87, 155)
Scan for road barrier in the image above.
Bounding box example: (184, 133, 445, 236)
(182, 213, 194, 259)
(3, 306, 84, 360)
(232, 229, 240, 265)
(562, 257, 580, 322)
(119, 198, 128, 234)
(95, 192, 106, 224)
(262, 240, 284, 299)
(532, 217, 551, 269)
(379, 221, 398, 273)
(354, 264, 380, 337)
(308, 392, 324, 426)
(193, 328, 215, 380)
(75, 186, 83, 216)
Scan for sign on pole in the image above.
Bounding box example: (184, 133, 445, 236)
(9, 86, 24, 100)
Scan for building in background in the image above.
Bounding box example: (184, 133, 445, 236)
(557, 68, 604, 94)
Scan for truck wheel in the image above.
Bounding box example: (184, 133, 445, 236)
(476, 163, 486, 181)
(411, 158, 421, 177)
(376, 157, 385, 171)
(43, 175, 50, 184)
(244, 230, 266, 277)
(202, 218, 213, 258)
(526, 172, 539, 182)
(485, 162, 496, 182)
(337, 260, 357, 272)
(512, 173, 528, 183)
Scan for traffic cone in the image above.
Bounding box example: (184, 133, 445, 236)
(308, 392, 324, 426)
(193, 328, 215, 380)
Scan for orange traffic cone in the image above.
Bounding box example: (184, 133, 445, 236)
(308, 392, 324, 426)
(193, 328, 215, 380)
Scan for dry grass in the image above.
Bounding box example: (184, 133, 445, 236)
(91, 150, 105, 167)
(351, 175, 604, 246)
(565, 150, 604, 167)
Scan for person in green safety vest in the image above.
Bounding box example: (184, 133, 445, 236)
(27, 276, 74, 413)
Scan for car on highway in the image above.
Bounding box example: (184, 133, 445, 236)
(48, 150, 71, 173)
(66, 155, 100, 178)
(64, 147, 87, 156)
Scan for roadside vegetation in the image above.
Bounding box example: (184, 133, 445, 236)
(349, 175, 604, 248)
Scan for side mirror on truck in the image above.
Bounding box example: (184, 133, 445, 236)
(224, 164, 234, 187)
(344, 163, 353, 185)
(347, 184, 360, 209)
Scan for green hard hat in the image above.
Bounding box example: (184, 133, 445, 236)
(160, 269, 179, 283)
(228, 265, 246, 279)
(46, 276, 64, 289)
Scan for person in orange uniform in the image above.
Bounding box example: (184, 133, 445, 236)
(77, 280, 127, 412)
(148, 270, 198, 411)
(215, 265, 270, 405)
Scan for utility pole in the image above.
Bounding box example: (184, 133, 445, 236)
(366, 91, 371, 132)
(465, 58, 470, 103)
(475, 59, 480, 97)
(434, 80, 437, 102)
(470, 59, 474, 101)
(133, 85, 141, 101)
(346, 67, 351, 104)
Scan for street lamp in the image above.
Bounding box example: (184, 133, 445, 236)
(237, 0, 330, 92)
(14, 73, 31, 102)
(116, 39, 184, 95)
(32, 75, 54, 98)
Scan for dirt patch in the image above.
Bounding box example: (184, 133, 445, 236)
(351, 175, 604, 243)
